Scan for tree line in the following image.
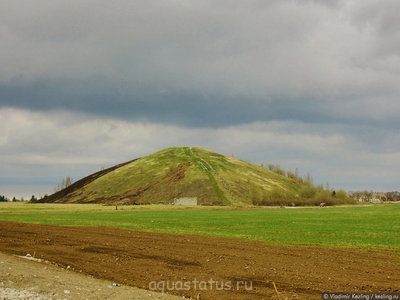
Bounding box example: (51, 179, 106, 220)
(348, 190, 400, 202)
(253, 163, 400, 206)
(0, 195, 38, 202)
(248, 163, 352, 206)
(1, 176, 74, 203)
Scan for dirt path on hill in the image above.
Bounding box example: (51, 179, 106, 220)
(0, 221, 399, 299)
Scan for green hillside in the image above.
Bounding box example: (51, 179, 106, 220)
(40, 147, 348, 206)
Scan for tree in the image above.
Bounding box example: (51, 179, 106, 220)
(303, 172, 313, 185)
(335, 189, 349, 201)
(299, 185, 317, 199)
(315, 190, 332, 204)
(54, 176, 73, 192)
(64, 176, 73, 187)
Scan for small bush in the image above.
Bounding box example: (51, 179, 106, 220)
(299, 185, 317, 199)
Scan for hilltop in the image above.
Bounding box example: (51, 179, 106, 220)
(40, 147, 349, 206)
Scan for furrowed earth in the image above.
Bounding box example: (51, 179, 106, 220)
(1, 221, 399, 299)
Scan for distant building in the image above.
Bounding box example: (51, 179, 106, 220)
(174, 197, 198, 206)
(355, 192, 386, 203)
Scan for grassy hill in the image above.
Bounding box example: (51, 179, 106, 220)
(40, 147, 348, 206)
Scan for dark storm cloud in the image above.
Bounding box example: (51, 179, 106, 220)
(0, 78, 351, 128)
(1, 0, 399, 129)
(0, 0, 398, 131)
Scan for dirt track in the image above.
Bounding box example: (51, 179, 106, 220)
(0, 221, 399, 299)
(0, 251, 180, 300)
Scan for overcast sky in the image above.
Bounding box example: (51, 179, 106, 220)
(1, 0, 399, 198)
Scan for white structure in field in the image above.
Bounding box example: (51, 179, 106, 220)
(174, 197, 198, 206)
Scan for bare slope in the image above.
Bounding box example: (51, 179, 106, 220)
(41, 147, 303, 206)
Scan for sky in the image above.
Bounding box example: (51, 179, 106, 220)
(1, 0, 399, 199)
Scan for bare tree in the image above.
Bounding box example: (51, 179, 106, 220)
(54, 176, 73, 192)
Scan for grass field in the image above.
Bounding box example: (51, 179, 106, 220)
(0, 202, 399, 250)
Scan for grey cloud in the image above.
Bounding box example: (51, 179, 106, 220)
(1, 1, 398, 116)
(0, 78, 356, 128)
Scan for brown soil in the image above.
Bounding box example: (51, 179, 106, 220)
(0, 251, 180, 299)
(1, 221, 399, 299)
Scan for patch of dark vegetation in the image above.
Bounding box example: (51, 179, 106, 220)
(37, 158, 138, 203)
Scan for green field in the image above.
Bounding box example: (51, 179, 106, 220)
(0, 203, 399, 250)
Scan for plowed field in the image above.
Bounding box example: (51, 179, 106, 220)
(1, 221, 399, 299)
